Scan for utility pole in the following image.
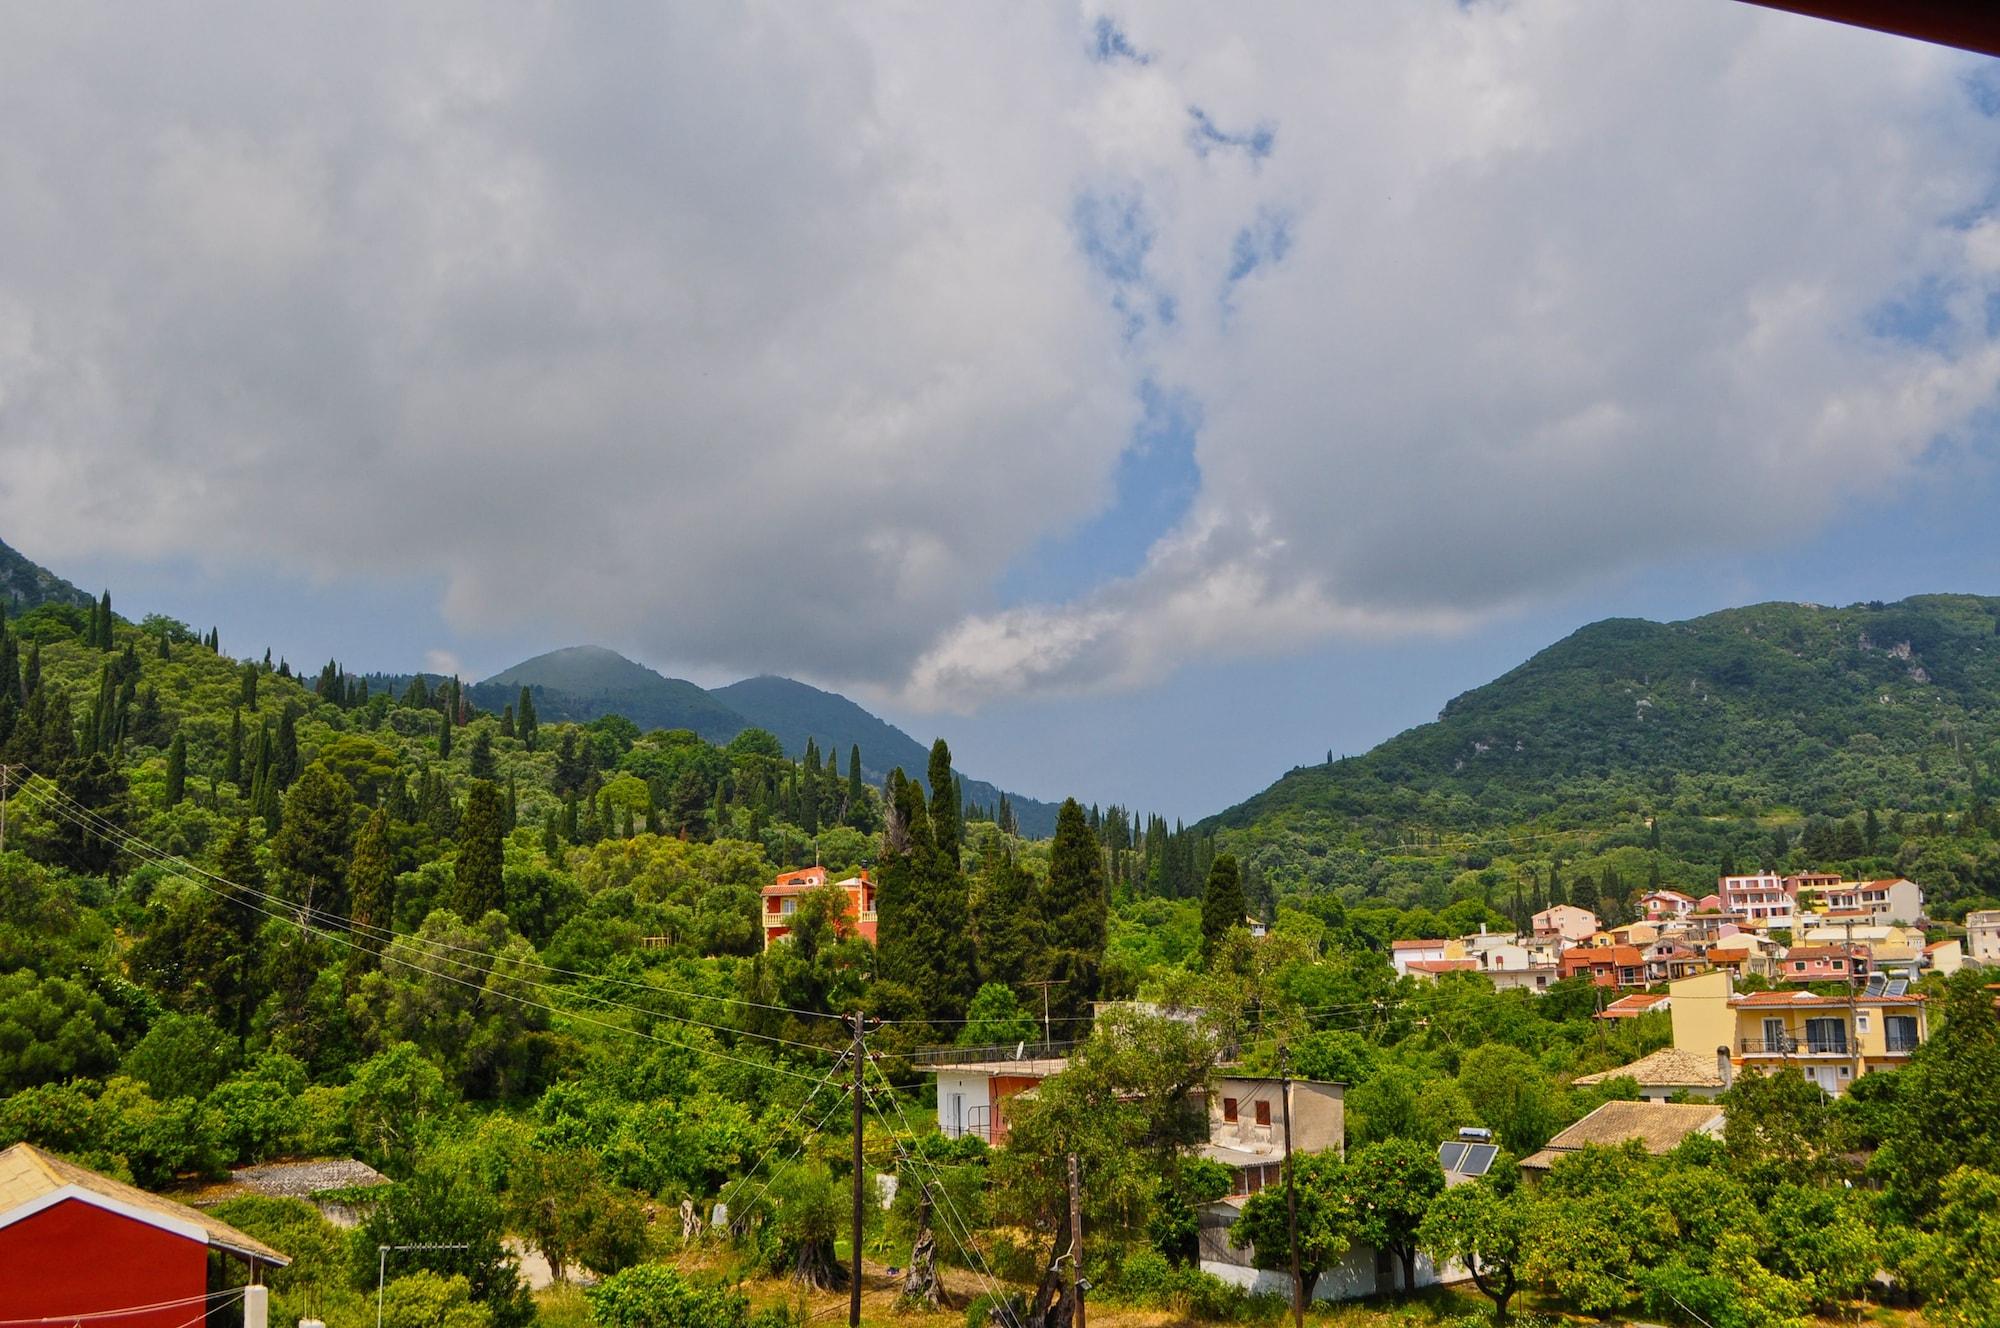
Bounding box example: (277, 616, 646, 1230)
(850, 1009, 867, 1328)
(1068, 1152, 1086, 1328)
(1, 764, 9, 855)
(1280, 1045, 1302, 1328)
(1022, 978, 1068, 1049)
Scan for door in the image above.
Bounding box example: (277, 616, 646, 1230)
(945, 1092, 963, 1138)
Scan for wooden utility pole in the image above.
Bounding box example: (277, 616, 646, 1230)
(851, 1010, 866, 1328)
(1068, 1152, 1086, 1328)
(1023, 978, 1068, 1048)
(1280, 1046, 1302, 1328)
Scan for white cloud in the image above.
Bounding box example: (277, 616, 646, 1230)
(1, 2, 1997, 708)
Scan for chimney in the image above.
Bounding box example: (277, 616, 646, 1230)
(1717, 1046, 1733, 1091)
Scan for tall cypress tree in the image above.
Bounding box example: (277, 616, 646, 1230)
(876, 769, 976, 1022)
(927, 739, 960, 867)
(438, 712, 453, 759)
(96, 590, 113, 649)
(270, 763, 355, 917)
(163, 732, 187, 807)
(976, 851, 1043, 991)
(846, 746, 866, 828)
(499, 705, 515, 739)
(1199, 853, 1246, 962)
(348, 807, 395, 958)
(224, 710, 244, 786)
(1041, 798, 1108, 1025)
(214, 818, 266, 1041)
(453, 780, 506, 920)
(517, 687, 538, 751)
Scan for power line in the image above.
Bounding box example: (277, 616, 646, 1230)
(10, 777, 841, 1055)
(8, 763, 845, 1024)
(12, 782, 837, 1085)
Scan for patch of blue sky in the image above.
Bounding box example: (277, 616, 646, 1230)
(1865, 272, 1957, 350)
(1073, 189, 1152, 285)
(993, 380, 1203, 605)
(1963, 62, 2000, 119)
(1187, 106, 1275, 161)
(1227, 210, 1293, 283)
(1091, 17, 1148, 65)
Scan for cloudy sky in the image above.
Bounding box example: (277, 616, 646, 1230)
(6, 2, 2000, 819)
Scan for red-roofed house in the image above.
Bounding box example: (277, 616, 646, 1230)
(761, 867, 877, 948)
(1595, 992, 1671, 1019)
(1640, 890, 1695, 922)
(1404, 959, 1478, 983)
(1779, 944, 1869, 985)
(1560, 944, 1649, 989)
(1389, 939, 1450, 976)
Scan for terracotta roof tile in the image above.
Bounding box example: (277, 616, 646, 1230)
(1518, 1101, 1723, 1169)
(1572, 1048, 1727, 1088)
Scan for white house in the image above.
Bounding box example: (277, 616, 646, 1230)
(1718, 873, 1794, 926)
(1388, 939, 1450, 976)
(1968, 910, 2000, 965)
(926, 1053, 1067, 1146)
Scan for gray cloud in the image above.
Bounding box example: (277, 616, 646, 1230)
(2, 3, 1998, 709)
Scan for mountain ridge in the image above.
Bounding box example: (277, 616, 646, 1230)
(1205, 592, 2000, 839)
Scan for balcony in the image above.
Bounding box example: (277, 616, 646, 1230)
(1740, 1037, 1849, 1056)
(1883, 1036, 1920, 1055)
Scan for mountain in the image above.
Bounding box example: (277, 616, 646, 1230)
(0, 538, 92, 612)
(471, 645, 745, 742)
(713, 675, 1060, 837)
(1207, 594, 2000, 838)
(473, 650, 1061, 836)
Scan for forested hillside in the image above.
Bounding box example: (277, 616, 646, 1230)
(0, 538, 91, 612)
(1208, 595, 2000, 921)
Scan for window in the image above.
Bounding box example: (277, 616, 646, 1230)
(1222, 1097, 1238, 1123)
(1761, 1017, 1786, 1051)
(1255, 1101, 1271, 1127)
(1794, 961, 1807, 972)
(1856, 1013, 1870, 1034)
(1803, 1017, 1848, 1055)
(1886, 1014, 1919, 1053)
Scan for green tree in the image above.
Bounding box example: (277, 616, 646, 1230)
(1040, 798, 1108, 1025)
(349, 808, 396, 957)
(270, 763, 356, 919)
(380, 1272, 491, 1328)
(346, 1042, 455, 1171)
(359, 1163, 530, 1328)
(876, 770, 976, 1024)
(516, 688, 537, 751)
(452, 781, 506, 920)
(122, 1011, 238, 1102)
(1420, 1179, 1529, 1320)
(975, 851, 1043, 992)
(586, 1266, 752, 1328)
(1876, 967, 2000, 1214)
(1898, 1166, 2000, 1328)
(957, 982, 1039, 1047)
(1341, 1138, 1443, 1294)
(163, 732, 186, 806)
(1457, 1043, 1562, 1155)
(928, 738, 960, 866)
(1231, 1149, 1352, 1301)
(1199, 853, 1246, 962)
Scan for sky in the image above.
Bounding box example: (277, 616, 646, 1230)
(6, 3, 2000, 821)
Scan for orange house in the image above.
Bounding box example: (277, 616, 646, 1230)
(761, 867, 877, 948)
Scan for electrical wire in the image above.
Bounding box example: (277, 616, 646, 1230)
(7, 762, 846, 1025)
(10, 776, 841, 1057)
(10, 782, 836, 1084)
(0, 1289, 244, 1326)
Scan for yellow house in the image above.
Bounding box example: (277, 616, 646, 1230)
(1667, 970, 1927, 1097)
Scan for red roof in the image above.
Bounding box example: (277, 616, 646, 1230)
(1597, 993, 1670, 1018)
(1391, 938, 1448, 951)
(1406, 959, 1476, 973)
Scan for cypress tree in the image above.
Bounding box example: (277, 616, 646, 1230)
(517, 687, 538, 751)
(505, 775, 518, 832)
(1041, 798, 1108, 1024)
(22, 641, 38, 701)
(976, 851, 1043, 991)
(164, 732, 187, 806)
(274, 706, 300, 789)
(499, 704, 515, 739)
(213, 818, 265, 1041)
(927, 739, 960, 867)
(348, 807, 395, 958)
(542, 808, 562, 858)
(468, 727, 496, 780)
(239, 662, 258, 710)
(800, 739, 821, 835)
(847, 745, 865, 828)
(96, 590, 112, 649)
(438, 712, 453, 759)
(270, 763, 355, 916)
(156, 631, 170, 661)
(453, 780, 506, 919)
(1199, 853, 1246, 961)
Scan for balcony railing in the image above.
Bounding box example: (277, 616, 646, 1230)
(1883, 1036, 1920, 1055)
(1741, 1036, 1851, 1056)
(913, 1040, 1078, 1067)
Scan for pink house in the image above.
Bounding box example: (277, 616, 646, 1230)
(1780, 944, 1869, 985)
(1640, 890, 1694, 922)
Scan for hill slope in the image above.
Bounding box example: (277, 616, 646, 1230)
(1208, 594, 2000, 837)
(473, 645, 745, 742)
(714, 675, 1060, 837)
(0, 538, 92, 612)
